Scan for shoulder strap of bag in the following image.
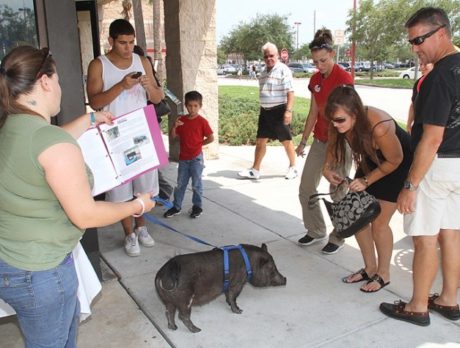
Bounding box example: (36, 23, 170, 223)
(308, 177, 350, 206)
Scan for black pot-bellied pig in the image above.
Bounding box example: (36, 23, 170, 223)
(155, 243, 286, 333)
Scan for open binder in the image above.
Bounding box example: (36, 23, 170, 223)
(77, 105, 168, 196)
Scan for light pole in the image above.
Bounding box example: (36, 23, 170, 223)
(351, 0, 357, 82)
(294, 21, 302, 51)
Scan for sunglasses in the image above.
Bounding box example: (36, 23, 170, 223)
(310, 43, 333, 51)
(408, 24, 446, 46)
(36, 47, 51, 79)
(263, 54, 275, 59)
(331, 117, 347, 124)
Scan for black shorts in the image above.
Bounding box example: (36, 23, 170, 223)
(256, 104, 292, 141)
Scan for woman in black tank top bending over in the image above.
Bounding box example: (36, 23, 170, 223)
(322, 86, 412, 292)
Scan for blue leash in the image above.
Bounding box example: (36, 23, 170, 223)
(143, 212, 218, 248)
(152, 196, 174, 209)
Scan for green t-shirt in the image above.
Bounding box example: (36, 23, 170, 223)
(0, 114, 85, 271)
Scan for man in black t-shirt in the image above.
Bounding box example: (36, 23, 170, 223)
(380, 7, 460, 327)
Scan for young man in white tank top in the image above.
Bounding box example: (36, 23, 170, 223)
(86, 19, 164, 257)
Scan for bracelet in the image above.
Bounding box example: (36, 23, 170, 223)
(362, 176, 369, 187)
(90, 112, 96, 127)
(132, 198, 145, 217)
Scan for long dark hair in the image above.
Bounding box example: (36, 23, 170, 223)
(0, 46, 56, 128)
(325, 86, 379, 173)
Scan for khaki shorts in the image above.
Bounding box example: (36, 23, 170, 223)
(404, 157, 460, 236)
(105, 169, 159, 203)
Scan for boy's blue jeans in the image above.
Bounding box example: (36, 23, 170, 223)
(173, 152, 204, 210)
(0, 254, 80, 348)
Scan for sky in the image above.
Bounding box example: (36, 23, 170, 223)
(216, 0, 354, 47)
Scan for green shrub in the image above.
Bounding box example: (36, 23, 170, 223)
(219, 86, 311, 146)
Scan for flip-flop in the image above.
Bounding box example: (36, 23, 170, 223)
(342, 268, 371, 284)
(360, 274, 390, 293)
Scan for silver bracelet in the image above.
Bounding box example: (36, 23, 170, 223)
(132, 198, 145, 217)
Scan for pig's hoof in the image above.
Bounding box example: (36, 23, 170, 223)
(187, 325, 201, 333)
(231, 307, 243, 314)
(168, 323, 178, 330)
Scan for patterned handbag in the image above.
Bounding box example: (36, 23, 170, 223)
(309, 180, 381, 239)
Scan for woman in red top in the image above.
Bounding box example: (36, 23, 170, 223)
(296, 28, 353, 254)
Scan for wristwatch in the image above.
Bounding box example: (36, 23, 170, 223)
(403, 180, 418, 191)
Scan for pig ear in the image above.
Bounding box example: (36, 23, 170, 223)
(261, 243, 268, 251)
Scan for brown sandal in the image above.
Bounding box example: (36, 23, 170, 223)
(342, 268, 371, 284)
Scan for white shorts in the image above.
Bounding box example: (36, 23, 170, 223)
(105, 169, 159, 203)
(404, 157, 460, 236)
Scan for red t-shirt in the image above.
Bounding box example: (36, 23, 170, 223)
(308, 64, 353, 142)
(175, 115, 213, 160)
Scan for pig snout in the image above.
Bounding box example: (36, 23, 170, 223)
(271, 272, 287, 286)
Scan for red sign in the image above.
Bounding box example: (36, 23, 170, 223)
(280, 48, 289, 61)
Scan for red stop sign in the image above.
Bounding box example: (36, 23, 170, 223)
(280, 48, 289, 61)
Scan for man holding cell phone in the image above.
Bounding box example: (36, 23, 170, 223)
(87, 19, 164, 257)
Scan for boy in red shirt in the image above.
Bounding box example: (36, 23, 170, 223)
(164, 91, 214, 218)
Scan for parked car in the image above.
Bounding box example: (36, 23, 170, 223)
(217, 65, 225, 75)
(399, 67, 420, 79)
(302, 63, 317, 73)
(384, 62, 395, 69)
(353, 62, 366, 72)
(287, 62, 306, 73)
(287, 62, 316, 74)
(338, 62, 350, 71)
(221, 64, 237, 74)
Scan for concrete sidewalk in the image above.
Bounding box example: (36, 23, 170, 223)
(2, 143, 460, 347)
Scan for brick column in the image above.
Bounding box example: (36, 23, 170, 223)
(163, 0, 219, 161)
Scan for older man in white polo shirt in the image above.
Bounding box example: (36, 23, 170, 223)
(238, 42, 297, 180)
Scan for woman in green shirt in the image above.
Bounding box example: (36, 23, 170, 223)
(0, 46, 155, 347)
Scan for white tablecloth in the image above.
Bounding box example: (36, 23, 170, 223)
(0, 242, 102, 321)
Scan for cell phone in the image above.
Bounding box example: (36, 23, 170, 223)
(131, 71, 142, 79)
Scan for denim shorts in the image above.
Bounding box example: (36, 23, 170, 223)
(0, 254, 80, 348)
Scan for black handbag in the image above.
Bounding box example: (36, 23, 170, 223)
(149, 66, 171, 119)
(309, 180, 381, 239)
(153, 99, 171, 117)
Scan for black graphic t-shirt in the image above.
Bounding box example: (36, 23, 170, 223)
(412, 52, 460, 154)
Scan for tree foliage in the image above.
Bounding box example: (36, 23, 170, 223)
(0, 5, 37, 60)
(219, 14, 294, 61)
(346, 0, 460, 78)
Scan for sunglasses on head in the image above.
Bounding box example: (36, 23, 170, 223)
(36, 47, 51, 79)
(310, 43, 333, 51)
(331, 117, 347, 124)
(408, 24, 446, 46)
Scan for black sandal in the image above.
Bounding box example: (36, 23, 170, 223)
(342, 268, 371, 284)
(360, 274, 390, 293)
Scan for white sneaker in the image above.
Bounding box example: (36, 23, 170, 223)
(238, 168, 260, 179)
(285, 166, 298, 180)
(124, 233, 140, 257)
(135, 226, 155, 247)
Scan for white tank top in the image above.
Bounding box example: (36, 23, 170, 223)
(98, 54, 147, 116)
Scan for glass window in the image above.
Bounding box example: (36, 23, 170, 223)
(0, 0, 38, 61)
